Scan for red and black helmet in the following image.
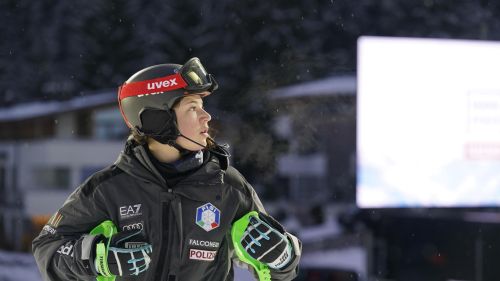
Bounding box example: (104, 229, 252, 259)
(118, 57, 218, 143)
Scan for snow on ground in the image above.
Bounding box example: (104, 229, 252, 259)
(0, 250, 42, 281)
(0, 248, 364, 281)
(0, 250, 254, 281)
(300, 247, 366, 278)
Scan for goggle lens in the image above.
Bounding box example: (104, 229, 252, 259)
(180, 58, 217, 92)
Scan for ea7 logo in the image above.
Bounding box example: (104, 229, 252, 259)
(119, 204, 142, 219)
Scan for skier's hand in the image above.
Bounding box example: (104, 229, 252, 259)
(240, 212, 293, 269)
(94, 229, 152, 277)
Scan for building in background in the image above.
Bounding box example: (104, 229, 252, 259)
(269, 75, 365, 278)
(270, 75, 356, 211)
(0, 90, 127, 250)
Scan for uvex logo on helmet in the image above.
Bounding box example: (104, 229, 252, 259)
(118, 73, 187, 101)
(146, 78, 178, 90)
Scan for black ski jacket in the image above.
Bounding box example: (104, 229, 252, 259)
(32, 141, 301, 281)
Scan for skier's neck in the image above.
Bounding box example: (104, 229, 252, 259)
(147, 139, 181, 163)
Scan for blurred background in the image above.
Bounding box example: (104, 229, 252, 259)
(1, 0, 500, 280)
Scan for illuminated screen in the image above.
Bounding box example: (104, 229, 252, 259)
(357, 36, 500, 208)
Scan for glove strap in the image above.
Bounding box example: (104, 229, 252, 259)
(95, 241, 114, 277)
(266, 238, 293, 270)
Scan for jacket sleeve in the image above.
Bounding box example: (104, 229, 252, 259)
(32, 181, 109, 281)
(226, 167, 302, 281)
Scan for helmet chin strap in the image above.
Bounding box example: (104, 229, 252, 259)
(177, 134, 231, 158)
(166, 139, 188, 155)
(137, 122, 230, 158)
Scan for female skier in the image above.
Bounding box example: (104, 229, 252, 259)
(32, 57, 302, 281)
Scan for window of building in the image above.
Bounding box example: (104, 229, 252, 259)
(289, 175, 329, 204)
(93, 107, 129, 140)
(32, 166, 70, 190)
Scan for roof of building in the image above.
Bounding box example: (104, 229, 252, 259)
(0, 75, 358, 122)
(269, 75, 356, 100)
(0, 90, 116, 122)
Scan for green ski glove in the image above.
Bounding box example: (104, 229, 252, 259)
(90, 220, 152, 280)
(240, 212, 293, 269)
(232, 211, 294, 281)
(232, 211, 271, 281)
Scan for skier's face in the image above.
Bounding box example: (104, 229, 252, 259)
(174, 94, 211, 151)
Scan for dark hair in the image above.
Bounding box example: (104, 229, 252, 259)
(130, 129, 148, 145)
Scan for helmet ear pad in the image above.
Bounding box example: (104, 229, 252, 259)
(138, 108, 180, 144)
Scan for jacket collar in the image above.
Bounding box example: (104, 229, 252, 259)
(115, 140, 227, 189)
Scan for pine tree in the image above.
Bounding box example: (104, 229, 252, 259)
(76, 0, 143, 91)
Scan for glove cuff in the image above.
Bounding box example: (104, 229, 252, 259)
(74, 234, 102, 276)
(258, 212, 286, 234)
(266, 238, 293, 269)
(94, 239, 114, 277)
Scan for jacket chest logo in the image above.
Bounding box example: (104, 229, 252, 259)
(195, 203, 220, 232)
(119, 204, 142, 219)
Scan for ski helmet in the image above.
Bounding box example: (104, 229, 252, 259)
(118, 57, 218, 144)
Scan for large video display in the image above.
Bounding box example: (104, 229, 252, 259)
(357, 36, 500, 208)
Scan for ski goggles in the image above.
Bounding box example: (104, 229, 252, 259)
(119, 57, 218, 100)
(180, 57, 218, 92)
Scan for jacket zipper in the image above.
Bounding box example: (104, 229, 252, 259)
(155, 188, 173, 281)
